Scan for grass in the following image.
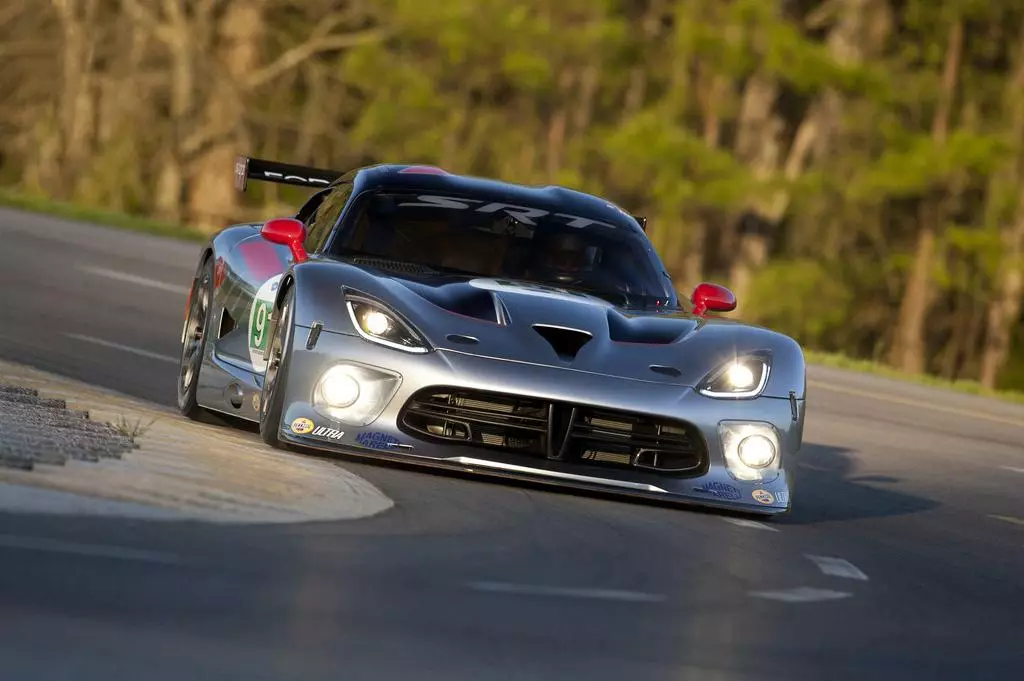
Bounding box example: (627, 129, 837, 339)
(3, 187, 1024, 406)
(0, 187, 207, 242)
(111, 414, 156, 443)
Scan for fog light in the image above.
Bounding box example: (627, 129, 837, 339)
(718, 421, 782, 482)
(737, 434, 776, 468)
(312, 362, 402, 426)
(319, 367, 360, 408)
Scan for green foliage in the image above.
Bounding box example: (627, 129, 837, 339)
(743, 259, 855, 347)
(1, 0, 1023, 389)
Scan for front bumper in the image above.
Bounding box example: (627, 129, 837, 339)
(278, 327, 805, 514)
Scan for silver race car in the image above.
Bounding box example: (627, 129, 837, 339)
(177, 156, 807, 516)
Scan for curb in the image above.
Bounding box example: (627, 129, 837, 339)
(0, 360, 394, 523)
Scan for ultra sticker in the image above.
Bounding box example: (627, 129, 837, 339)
(356, 432, 400, 450)
(248, 274, 283, 372)
(311, 426, 344, 440)
(696, 481, 741, 500)
(290, 417, 314, 435)
(752, 489, 775, 505)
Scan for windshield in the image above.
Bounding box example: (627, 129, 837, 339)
(328, 191, 674, 306)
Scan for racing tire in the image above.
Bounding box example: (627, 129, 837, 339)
(177, 255, 222, 423)
(259, 284, 296, 448)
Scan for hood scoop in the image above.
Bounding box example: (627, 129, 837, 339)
(533, 324, 592, 361)
(398, 280, 505, 324)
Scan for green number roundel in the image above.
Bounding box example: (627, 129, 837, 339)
(248, 275, 283, 372)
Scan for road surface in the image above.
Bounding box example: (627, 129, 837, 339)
(1, 208, 1022, 680)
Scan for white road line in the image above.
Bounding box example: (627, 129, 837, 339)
(989, 514, 1024, 527)
(749, 587, 853, 603)
(467, 581, 666, 603)
(0, 534, 184, 565)
(78, 265, 190, 295)
(1000, 466, 1024, 474)
(722, 517, 780, 532)
(65, 333, 178, 364)
(805, 555, 869, 581)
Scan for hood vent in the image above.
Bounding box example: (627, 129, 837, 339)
(606, 310, 692, 345)
(533, 324, 592, 361)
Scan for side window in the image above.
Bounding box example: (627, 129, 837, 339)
(295, 190, 329, 225)
(304, 183, 352, 253)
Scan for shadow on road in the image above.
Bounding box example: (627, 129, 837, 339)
(775, 441, 940, 525)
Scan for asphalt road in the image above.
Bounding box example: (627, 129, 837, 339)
(1, 207, 1023, 681)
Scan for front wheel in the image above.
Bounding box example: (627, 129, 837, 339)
(259, 285, 296, 447)
(178, 255, 218, 422)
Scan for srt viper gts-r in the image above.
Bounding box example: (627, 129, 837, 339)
(176, 156, 807, 516)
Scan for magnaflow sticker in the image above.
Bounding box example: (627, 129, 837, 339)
(248, 274, 282, 372)
(356, 432, 400, 450)
(695, 481, 742, 500)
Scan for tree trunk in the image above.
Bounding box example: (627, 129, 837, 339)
(980, 196, 1024, 388)
(888, 18, 963, 373)
(186, 2, 265, 230)
(50, 0, 100, 196)
(545, 69, 573, 183)
(979, 21, 1024, 389)
(729, 72, 782, 312)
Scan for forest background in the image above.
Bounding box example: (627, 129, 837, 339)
(3, 0, 1024, 390)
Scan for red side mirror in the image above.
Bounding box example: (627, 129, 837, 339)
(691, 282, 736, 317)
(260, 217, 308, 263)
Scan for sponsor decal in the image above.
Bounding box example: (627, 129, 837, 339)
(356, 431, 401, 450)
(248, 274, 282, 371)
(752, 489, 775, 505)
(774, 488, 789, 505)
(695, 481, 741, 500)
(311, 426, 344, 440)
(252, 394, 261, 412)
(290, 417, 314, 435)
(262, 171, 331, 186)
(396, 195, 619, 229)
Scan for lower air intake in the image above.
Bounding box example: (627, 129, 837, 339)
(399, 388, 708, 477)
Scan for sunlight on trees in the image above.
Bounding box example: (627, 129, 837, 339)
(1, 0, 1023, 389)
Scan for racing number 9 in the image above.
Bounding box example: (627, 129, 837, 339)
(251, 300, 270, 351)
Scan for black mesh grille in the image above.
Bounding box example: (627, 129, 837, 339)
(399, 387, 707, 477)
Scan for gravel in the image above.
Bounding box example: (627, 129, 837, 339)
(0, 385, 138, 470)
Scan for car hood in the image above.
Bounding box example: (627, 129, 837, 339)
(329, 263, 777, 388)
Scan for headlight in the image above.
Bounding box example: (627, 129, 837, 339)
(698, 354, 771, 398)
(345, 295, 429, 354)
(718, 421, 781, 482)
(312, 362, 401, 426)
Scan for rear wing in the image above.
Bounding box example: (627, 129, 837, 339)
(234, 155, 342, 192)
(234, 154, 650, 231)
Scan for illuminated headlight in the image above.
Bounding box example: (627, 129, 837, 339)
(698, 354, 771, 398)
(719, 421, 781, 482)
(346, 295, 429, 354)
(312, 362, 401, 426)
